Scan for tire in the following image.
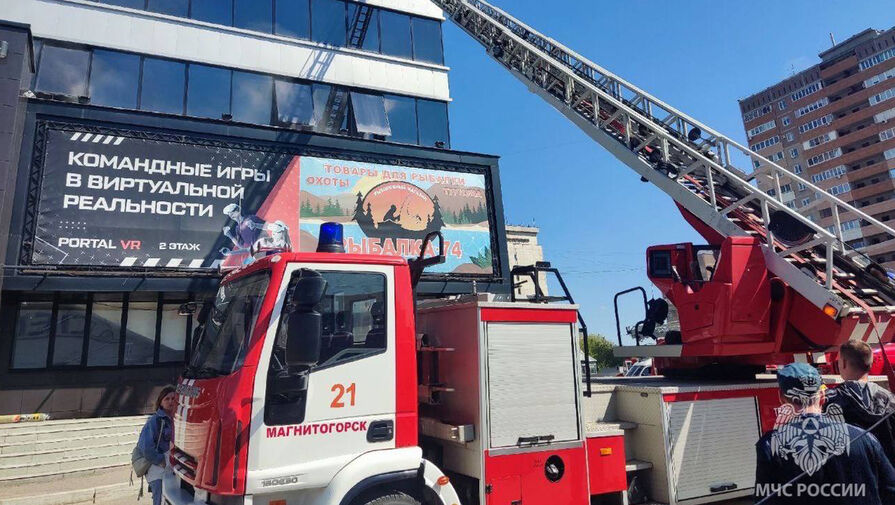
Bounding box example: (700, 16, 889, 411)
(360, 491, 420, 505)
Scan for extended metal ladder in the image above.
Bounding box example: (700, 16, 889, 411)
(319, 5, 376, 132)
(433, 0, 895, 318)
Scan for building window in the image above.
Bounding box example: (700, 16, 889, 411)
(350, 91, 391, 136)
(274, 0, 310, 39)
(791, 81, 822, 102)
(235, 0, 273, 33)
(159, 303, 188, 363)
(785, 132, 795, 142)
(147, 0, 188, 17)
(11, 301, 54, 369)
(790, 148, 799, 159)
(52, 301, 88, 366)
(798, 182, 807, 191)
(101, 0, 145, 9)
(778, 99, 787, 110)
(802, 197, 812, 207)
(795, 97, 829, 118)
(412, 17, 444, 64)
(792, 163, 802, 174)
(140, 57, 186, 115)
(232, 71, 273, 124)
(87, 295, 123, 367)
(312, 83, 349, 133)
(35, 44, 90, 97)
(384, 94, 418, 144)
(750, 135, 780, 152)
(380, 9, 413, 59)
(311, 0, 347, 46)
(869, 87, 895, 106)
(418, 98, 450, 147)
(187, 64, 232, 119)
(782, 116, 791, 127)
(347, 3, 380, 51)
(124, 300, 158, 365)
(273, 78, 314, 126)
(191, 0, 233, 25)
(89, 50, 140, 109)
(747, 120, 776, 139)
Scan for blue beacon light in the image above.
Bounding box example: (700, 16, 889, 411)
(317, 222, 346, 253)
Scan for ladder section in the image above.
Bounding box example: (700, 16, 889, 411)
(433, 0, 895, 316)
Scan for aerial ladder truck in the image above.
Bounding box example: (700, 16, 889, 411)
(162, 2, 895, 505)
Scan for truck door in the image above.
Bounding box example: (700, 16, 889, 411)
(246, 263, 397, 493)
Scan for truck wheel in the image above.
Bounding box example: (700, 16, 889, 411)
(360, 492, 420, 505)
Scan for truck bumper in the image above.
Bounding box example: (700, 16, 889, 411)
(162, 471, 246, 505)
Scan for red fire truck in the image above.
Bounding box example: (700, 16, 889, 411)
(163, 0, 895, 504)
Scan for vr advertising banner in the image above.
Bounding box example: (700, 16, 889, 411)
(28, 123, 496, 276)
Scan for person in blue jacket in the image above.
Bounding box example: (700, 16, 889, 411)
(138, 385, 176, 505)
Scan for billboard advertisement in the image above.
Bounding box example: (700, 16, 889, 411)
(26, 123, 497, 277)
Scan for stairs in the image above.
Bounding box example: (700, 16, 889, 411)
(0, 417, 147, 505)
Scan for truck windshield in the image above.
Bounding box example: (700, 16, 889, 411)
(186, 273, 269, 378)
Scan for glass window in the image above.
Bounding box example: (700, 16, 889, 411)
(35, 44, 90, 96)
(102, 0, 146, 8)
(140, 58, 185, 115)
(232, 71, 273, 125)
(159, 304, 187, 363)
(380, 10, 412, 59)
(89, 50, 140, 109)
(384, 94, 417, 144)
(312, 83, 349, 133)
(147, 0, 188, 16)
(350, 92, 391, 136)
(188, 273, 269, 376)
(235, 0, 273, 33)
(191, 0, 233, 25)
(347, 3, 379, 51)
(275, 0, 310, 39)
(417, 99, 450, 147)
(412, 17, 443, 64)
(124, 301, 157, 365)
(12, 302, 53, 369)
(52, 303, 87, 366)
(274, 78, 314, 126)
(311, 0, 346, 46)
(187, 64, 231, 119)
(88, 297, 123, 367)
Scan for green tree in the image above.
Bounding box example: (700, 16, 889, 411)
(578, 334, 623, 371)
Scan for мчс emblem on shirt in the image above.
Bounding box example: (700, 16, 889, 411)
(770, 403, 850, 475)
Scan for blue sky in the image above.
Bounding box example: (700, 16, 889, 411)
(441, 0, 894, 344)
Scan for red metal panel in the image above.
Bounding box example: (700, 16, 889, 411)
(393, 264, 418, 448)
(585, 436, 627, 495)
(484, 447, 589, 504)
(480, 308, 578, 323)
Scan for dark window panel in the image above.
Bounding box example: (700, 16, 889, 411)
(140, 58, 186, 115)
(187, 64, 231, 119)
(31, 39, 43, 89)
(274, 78, 314, 126)
(35, 44, 90, 97)
(311, 0, 346, 47)
(11, 302, 53, 369)
(124, 301, 157, 365)
(52, 303, 87, 366)
(383, 94, 417, 144)
(350, 92, 391, 136)
(102, 0, 146, 8)
(191, 0, 233, 25)
(417, 98, 450, 148)
(412, 17, 443, 64)
(232, 71, 273, 125)
(147, 0, 188, 16)
(346, 3, 379, 52)
(89, 50, 140, 109)
(88, 298, 123, 367)
(312, 83, 349, 133)
(275, 0, 310, 39)
(159, 304, 187, 363)
(379, 10, 411, 59)
(235, 0, 273, 33)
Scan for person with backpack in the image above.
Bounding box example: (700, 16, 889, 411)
(134, 386, 176, 505)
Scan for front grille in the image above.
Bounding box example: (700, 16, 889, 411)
(172, 446, 197, 479)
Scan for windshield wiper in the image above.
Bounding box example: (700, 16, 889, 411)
(182, 365, 223, 379)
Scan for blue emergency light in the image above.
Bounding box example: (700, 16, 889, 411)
(317, 222, 345, 253)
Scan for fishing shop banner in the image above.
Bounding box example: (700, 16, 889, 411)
(28, 123, 496, 276)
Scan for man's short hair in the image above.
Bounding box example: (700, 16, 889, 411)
(840, 339, 873, 374)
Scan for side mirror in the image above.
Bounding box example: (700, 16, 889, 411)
(282, 269, 327, 370)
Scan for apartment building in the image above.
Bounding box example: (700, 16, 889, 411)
(739, 28, 895, 269)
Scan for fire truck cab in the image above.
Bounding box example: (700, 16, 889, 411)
(163, 229, 592, 505)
